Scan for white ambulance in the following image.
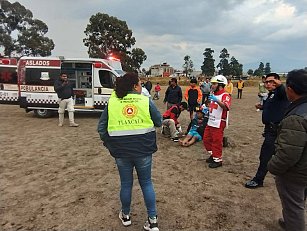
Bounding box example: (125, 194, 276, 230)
(17, 56, 122, 117)
(0, 58, 19, 104)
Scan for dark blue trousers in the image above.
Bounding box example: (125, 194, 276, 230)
(254, 127, 277, 184)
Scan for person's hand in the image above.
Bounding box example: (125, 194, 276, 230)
(202, 107, 209, 114)
(176, 123, 182, 132)
(208, 94, 218, 102)
(255, 103, 262, 109)
(273, 78, 282, 87)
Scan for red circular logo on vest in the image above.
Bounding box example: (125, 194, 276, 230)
(122, 104, 138, 118)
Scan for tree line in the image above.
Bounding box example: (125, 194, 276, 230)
(1, 0, 277, 75)
(0, 0, 146, 71)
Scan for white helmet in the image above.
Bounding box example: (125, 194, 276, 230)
(211, 75, 227, 85)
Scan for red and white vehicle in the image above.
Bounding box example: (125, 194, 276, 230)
(0, 58, 18, 104)
(17, 56, 123, 117)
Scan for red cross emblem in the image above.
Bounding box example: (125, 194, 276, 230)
(0, 71, 12, 82)
(209, 102, 218, 113)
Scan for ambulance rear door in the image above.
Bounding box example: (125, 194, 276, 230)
(0, 58, 18, 104)
(18, 57, 61, 117)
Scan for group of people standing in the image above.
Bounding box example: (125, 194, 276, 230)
(94, 70, 307, 231)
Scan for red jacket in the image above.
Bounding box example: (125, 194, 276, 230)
(162, 105, 181, 125)
(154, 85, 161, 92)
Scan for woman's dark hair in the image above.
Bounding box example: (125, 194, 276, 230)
(115, 72, 139, 98)
(286, 69, 307, 95)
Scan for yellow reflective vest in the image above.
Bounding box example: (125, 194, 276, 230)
(108, 92, 155, 136)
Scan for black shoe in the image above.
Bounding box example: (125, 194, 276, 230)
(171, 137, 179, 142)
(206, 155, 214, 163)
(208, 161, 222, 168)
(278, 218, 286, 230)
(245, 179, 263, 189)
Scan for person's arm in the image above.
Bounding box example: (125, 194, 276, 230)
(230, 83, 233, 94)
(149, 99, 162, 127)
(70, 84, 74, 97)
(208, 94, 230, 111)
(163, 87, 169, 103)
(184, 87, 189, 101)
(97, 106, 109, 141)
(178, 86, 183, 102)
(54, 79, 65, 92)
(268, 116, 307, 175)
(170, 107, 179, 125)
(197, 88, 202, 104)
(274, 83, 287, 100)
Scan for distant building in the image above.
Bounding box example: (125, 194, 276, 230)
(149, 63, 175, 77)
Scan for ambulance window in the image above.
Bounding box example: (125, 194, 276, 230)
(99, 70, 115, 88)
(25, 68, 61, 85)
(0, 67, 17, 84)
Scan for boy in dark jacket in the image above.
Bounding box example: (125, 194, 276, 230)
(268, 69, 307, 231)
(184, 78, 202, 120)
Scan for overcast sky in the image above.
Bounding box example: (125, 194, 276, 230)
(15, 0, 307, 73)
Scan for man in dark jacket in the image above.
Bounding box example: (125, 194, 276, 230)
(54, 73, 79, 127)
(245, 73, 289, 188)
(163, 78, 183, 109)
(144, 80, 152, 94)
(268, 69, 307, 231)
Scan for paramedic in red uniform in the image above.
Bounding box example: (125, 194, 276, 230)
(54, 73, 79, 127)
(203, 75, 231, 168)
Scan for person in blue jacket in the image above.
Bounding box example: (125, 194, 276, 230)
(97, 72, 162, 231)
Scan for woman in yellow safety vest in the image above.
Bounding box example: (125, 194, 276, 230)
(97, 72, 162, 231)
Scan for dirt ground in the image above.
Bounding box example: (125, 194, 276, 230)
(0, 85, 306, 231)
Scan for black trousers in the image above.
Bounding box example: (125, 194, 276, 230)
(237, 89, 243, 99)
(254, 126, 277, 184)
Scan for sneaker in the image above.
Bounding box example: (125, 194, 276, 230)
(58, 123, 63, 127)
(69, 122, 79, 127)
(208, 161, 222, 168)
(144, 216, 159, 231)
(245, 179, 263, 189)
(206, 155, 214, 163)
(119, 210, 131, 227)
(171, 137, 179, 142)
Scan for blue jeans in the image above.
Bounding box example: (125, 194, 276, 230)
(115, 155, 157, 218)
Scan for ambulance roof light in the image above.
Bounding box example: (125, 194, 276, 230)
(94, 62, 102, 68)
(108, 56, 120, 61)
(1, 59, 10, 65)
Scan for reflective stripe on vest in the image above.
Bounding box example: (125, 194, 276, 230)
(108, 92, 155, 136)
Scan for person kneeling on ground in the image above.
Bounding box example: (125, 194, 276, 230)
(162, 102, 188, 142)
(180, 105, 208, 147)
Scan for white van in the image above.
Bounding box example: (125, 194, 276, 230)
(17, 56, 122, 117)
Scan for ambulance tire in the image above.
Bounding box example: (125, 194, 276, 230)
(34, 109, 53, 118)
